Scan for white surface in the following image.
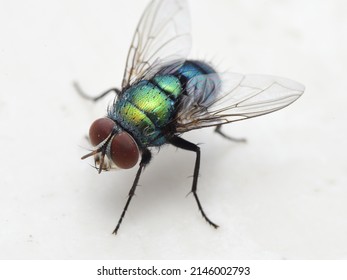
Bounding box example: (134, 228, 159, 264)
(0, 0, 346, 259)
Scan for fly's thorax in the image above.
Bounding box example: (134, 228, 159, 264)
(151, 75, 182, 99)
(85, 117, 140, 170)
(111, 77, 182, 147)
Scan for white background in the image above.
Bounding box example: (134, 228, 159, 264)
(0, 0, 346, 259)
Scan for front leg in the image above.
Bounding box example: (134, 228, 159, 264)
(169, 136, 218, 229)
(113, 148, 152, 235)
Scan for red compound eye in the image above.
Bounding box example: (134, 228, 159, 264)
(110, 132, 139, 169)
(89, 118, 115, 146)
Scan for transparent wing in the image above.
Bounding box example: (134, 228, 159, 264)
(175, 72, 305, 133)
(121, 0, 191, 89)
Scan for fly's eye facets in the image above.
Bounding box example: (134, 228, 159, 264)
(89, 118, 115, 146)
(111, 132, 139, 169)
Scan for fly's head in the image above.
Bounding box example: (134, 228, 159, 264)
(82, 117, 140, 173)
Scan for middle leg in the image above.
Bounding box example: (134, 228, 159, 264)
(169, 136, 218, 229)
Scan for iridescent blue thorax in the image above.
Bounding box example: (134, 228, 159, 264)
(108, 60, 217, 147)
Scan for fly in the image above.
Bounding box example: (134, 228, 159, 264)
(75, 0, 304, 234)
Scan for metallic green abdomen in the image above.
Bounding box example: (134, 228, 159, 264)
(112, 75, 182, 146)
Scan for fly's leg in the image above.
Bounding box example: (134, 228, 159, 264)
(113, 149, 152, 235)
(214, 125, 247, 143)
(73, 81, 121, 102)
(169, 136, 218, 229)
